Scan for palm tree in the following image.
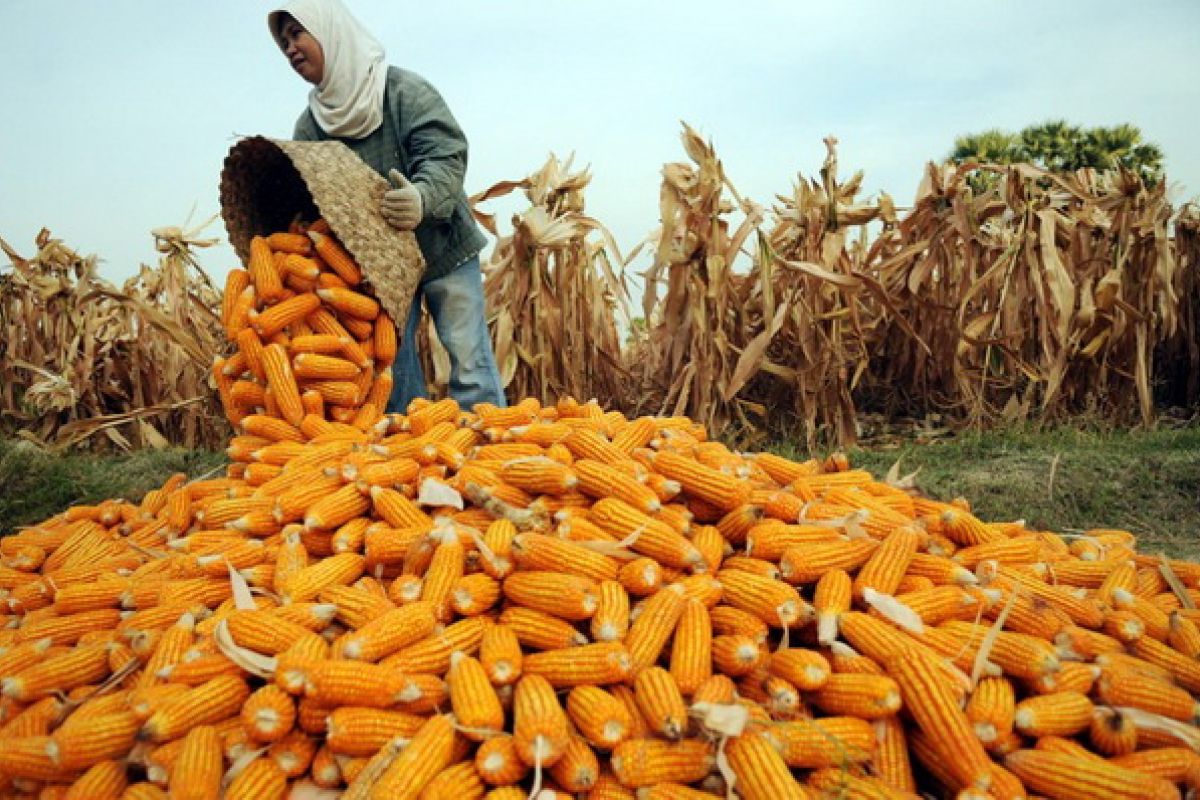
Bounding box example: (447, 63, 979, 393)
(950, 129, 1020, 164)
(949, 121, 1164, 185)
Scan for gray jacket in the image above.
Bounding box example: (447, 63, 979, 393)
(293, 66, 488, 281)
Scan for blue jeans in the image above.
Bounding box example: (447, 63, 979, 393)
(387, 256, 507, 413)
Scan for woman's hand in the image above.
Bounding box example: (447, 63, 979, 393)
(382, 169, 424, 231)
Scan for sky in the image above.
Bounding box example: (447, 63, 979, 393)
(2, 1, 1199, 292)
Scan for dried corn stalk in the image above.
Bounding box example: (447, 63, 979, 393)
(871, 161, 1181, 428)
(0, 222, 228, 450)
(625, 124, 764, 435)
(470, 154, 631, 407)
(742, 136, 905, 448)
(1159, 202, 1199, 408)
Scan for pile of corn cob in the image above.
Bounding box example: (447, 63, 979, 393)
(2, 224, 1200, 800)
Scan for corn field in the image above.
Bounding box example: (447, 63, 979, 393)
(3, 126, 1198, 450)
(471, 126, 1199, 447)
(0, 224, 229, 451)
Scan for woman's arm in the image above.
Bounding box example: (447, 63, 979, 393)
(401, 78, 469, 224)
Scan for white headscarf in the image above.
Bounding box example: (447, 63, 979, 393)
(269, 0, 388, 139)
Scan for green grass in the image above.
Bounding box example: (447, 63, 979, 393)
(3, 425, 1198, 560)
(0, 439, 226, 534)
(771, 424, 1200, 559)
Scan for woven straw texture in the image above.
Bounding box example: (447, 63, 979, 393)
(219, 135, 425, 330)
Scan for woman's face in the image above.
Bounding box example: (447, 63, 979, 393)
(276, 15, 325, 85)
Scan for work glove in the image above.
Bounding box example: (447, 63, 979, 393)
(382, 169, 424, 231)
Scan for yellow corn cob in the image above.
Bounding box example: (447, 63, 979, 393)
(1089, 706, 1138, 756)
(1028, 660, 1099, 695)
(720, 556, 780, 582)
(226, 611, 313, 655)
(224, 757, 288, 800)
(524, 642, 632, 687)
(769, 648, 831, 691)
(617, 557, 664, 597)
(325, 707, 425, 756)
(622, 584, 686, 672)
(717, 569, 811, 628)
(293, 352, 362, 382)
(587, 499, 703, 571)
(249, 235, 286, 302)
(0, 734, 69, 781)
(809, 672, 902, 720)
(562, 685, 632, 751)
(473, 733, 530, 786)
(52, 710, 140, 771)
(52, 575, 130, 615)
(222, 268, 252, 329)
(1013, 691, 1093, 737)
(369, 486, 435, 530)
(573, 460, 660, 513)
(260, 342, 305, 426)
(865, 716, 916, 791)
(2, 643, 110, 701)
(302, 484, 370, 532)
(63, 759, 127, 800)
(281, 552, 364, 602)
(581, 580, 629, 645)
(629, 666, 687, 740)
(722, 731, 810, 800)
(308, 742, 342, 788)
(302, 659, 407, 708)
(0, 638, 55, 681)
(965, 676, 1015, 744)
(305, 379, 362, 407)
(166, 725, 222, 800)
(141, 674, 250, 742)
(509, 674, 570, 773)
(559, 428, 626, 465)
(502, 570, 599, 621)
(778, 539, 878, 585)
(315, 286, 379, 320)
(886, 649, 992, 791)
(814, 568, 852, 645)
(498, 456, 577, 495)
(610, 738, 714, 788)
(511, 532, 619, 582)
(496, 607, 585, 653)
(1096, 668, 1200, 722)
(268, 729, 318, 778)
(478, 623, 523, 686)
(710, 634, 766, 677)
(339, 601, 437, 661)
(420, 537, 465, 621)
(853, 526, 922, 599)
(384, 617, 490, 674)
(447, 652, 505, 740)
(941, 622, 1061, 680)
(1110, 747, 1200, 786)
(240, 684, 296, 744)
(1004, 748, 1178, 800)
(650, 450, 749, 511)
(1131, 635, 1200, 692)
(682, 677, 732, 711)
(417, 761, 485, 800)
(709, 605, 768, 645)
(666, 599, 711, 695)
(761, 716, 874, 769)
(18, 608, 123, 646)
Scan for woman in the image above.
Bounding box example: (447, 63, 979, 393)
(268, 0, 506, 413)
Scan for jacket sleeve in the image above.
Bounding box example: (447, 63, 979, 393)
(401, 77, 469, 223)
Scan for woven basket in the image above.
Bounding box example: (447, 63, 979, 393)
(218, 135, 425, 332)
